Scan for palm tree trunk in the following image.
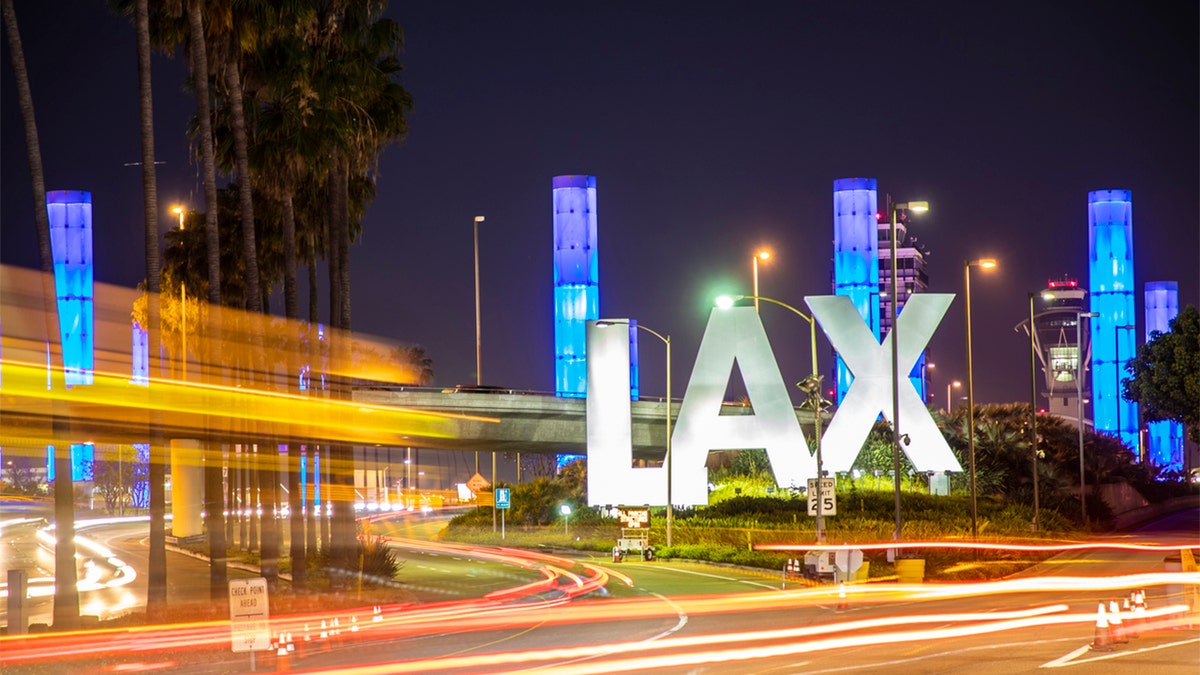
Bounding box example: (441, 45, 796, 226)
(133, 0, 168, 621)
(282, 193, 299, 320)
(225, 59, 261, 314)
(186, 0, 227, 603)
(3, 0, 79, 632)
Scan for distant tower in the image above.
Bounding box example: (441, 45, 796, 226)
(1035, 277, 1092, 423)
(877, 200, 930, 402)
(831, 178, 880, 404)
(1088, 189, 1138, 453)
(46, 189, 94, 481)
(553, 176, 600, 397)
(1144, 281, 1183, 471)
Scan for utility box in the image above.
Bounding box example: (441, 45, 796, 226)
(803, 551, 837, 582)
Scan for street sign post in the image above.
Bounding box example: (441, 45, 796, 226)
(495, 488, 511, 539)
(229, 577, 270, 666)
(807, 477, 836, 516)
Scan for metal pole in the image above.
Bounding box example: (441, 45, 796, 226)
(752, 255, 760, 313)
(964, 261, 978, 539)
(811, 318, 825, 544)
(890, 202, 902, 541)
(492, 450, 497, 533)
(1028, 292, 1040, 532)
(473, 216, 484, 476)
(1114, 325, 1120, 444)
(665, 335, 672, 548)
(1077, 314, 1087, 525)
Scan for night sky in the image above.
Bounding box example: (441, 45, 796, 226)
(3, 1, 1197, 408)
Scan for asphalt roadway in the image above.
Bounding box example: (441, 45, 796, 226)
(3, 505, 1197, 673)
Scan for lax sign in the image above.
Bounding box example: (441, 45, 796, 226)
(586, 294, 961, 507)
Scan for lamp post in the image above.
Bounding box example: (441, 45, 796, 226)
(963, 257, 998, 539)
(560, 504, 572, 537)
(946, 380, 961, 414)
(596, 319, 672, 546)
(886, 198, 929, 541)
(1026, 292, 1040, 532)
(472, 215, 485, 475)
(715, 294, 824, 541)
(171, 206, 187, 380)
(1115, 324, 1136, 449)
(751, 250, 771, 313)
(1075, 310, 1098, 524)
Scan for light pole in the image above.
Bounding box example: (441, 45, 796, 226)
(171, 206, 187, 380)
(1074, 310, 1098, 524)
(886, 197, 929, 541)
(715, 294, 824, 541)
(1115, 324, 1136, 450)
(560, 504, 572, 537)
(946, 380, 961, 414)
(963, 257, 998, 539)
(751, 250, 771, 313)
(1026, 292, 1040, 532)
(596, 320, 672, 546)
(472, 215, 485, 475)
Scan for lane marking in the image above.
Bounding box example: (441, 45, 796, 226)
(799, 636, 1081, 674)
(1041, 637, 1200, 668)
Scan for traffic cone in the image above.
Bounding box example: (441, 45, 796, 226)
(1133, 590, 1147, 633)
(351, 615, 360, 633)
(836, 583, 848, 611)
(276, 641, 291, 672)
(1123, 598, 1139, 639)
(373, 605, 382, 623)
(319, 619, 330, 653)
(1090, 602, 1113, 651)
(286, 631, 295, 654)
(1108, 600, 1127, 643)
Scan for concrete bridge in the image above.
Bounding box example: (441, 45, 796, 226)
(350, 387, 820, 462)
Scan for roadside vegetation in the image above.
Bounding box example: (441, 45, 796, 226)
(445, 403, 1197, 581)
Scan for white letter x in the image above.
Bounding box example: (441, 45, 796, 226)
(805, 294, 962, 473)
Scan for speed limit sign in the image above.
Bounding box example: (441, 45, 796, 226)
(807, 478, 836, 516)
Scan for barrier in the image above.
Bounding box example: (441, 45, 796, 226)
(895, 558, 925, 583)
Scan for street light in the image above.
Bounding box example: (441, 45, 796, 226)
(1027, 291, 1036, 528)
(715, 293, 825, 542)
(473, 215, 485, 475)
(946, 380, 961, 414)
(1115, 324, 1136, 451)
(171, 206, 187, 380)
(886, 197, 929, 541)
(596, 319, 672, 546)
(963, 257, 998, 539)
(560, 504, 572, 537)
(751, 250, 771, 313)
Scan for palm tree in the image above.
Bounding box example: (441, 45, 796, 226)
(3, 0, 79, 631)
(131, 0, 169, 620)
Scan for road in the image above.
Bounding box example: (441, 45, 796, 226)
(2, 507, 1196, 673)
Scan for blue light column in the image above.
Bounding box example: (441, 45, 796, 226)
(1144, 281, 1183, 472)
(47, 190, 94, 386)
(832, 178, 880, 405)
(1088, 189, 1138, 453)
(553, 175, 600, 397)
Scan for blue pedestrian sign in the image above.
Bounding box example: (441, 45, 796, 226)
(495, 488, 511, 509)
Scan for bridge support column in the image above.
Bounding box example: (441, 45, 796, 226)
(170, 439, 203, 538)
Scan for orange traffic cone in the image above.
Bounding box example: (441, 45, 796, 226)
(836, 583, 848, 611)
(1108, 600, 1127, 643)
(1123, 597, 1139, 639)
(373, 605, 383, 623)
(1133, 590, 1148, 633)
(1090, 602, 1114, 651)
(276, 642, 291, 672)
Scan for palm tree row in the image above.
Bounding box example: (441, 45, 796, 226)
(142, 0, 414, 602)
